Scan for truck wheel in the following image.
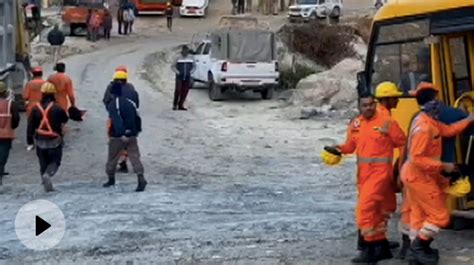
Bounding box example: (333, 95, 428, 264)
(209, 81, 223, 101)
(261, 87, 274, 100)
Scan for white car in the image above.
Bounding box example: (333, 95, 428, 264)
(179, 0, 209, 17)
(288, 0, 342, 21)
(192, 29, 280, 101)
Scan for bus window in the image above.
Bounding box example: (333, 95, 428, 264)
(370, 41, 430, 96)
(449, 37, 472, 98)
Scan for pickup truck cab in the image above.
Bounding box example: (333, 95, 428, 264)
(192, 30, 279, 101)
(288, 0, 342, 22)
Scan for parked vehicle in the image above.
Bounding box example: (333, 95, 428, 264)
(288, 0, 342, 22)
(179, 0, 208, 17)
(133, 0, 167, 15)
(192, 28, 279, 101)
(61, 0, 107, 36)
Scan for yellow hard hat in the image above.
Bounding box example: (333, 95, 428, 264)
(113, 70, 128, 80)
(41, 82, 57, 94)
(375, 82, 403, 98)
(321, 146, 342, 166)
(445, 177, 471, 198)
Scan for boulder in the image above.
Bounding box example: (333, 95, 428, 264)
(291, 58, 363, 110)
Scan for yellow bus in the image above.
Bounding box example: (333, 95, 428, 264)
(356, 0, 474, 225)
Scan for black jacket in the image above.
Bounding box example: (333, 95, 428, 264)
(47, 28, 65, 46)
(28, 98, 69, 141)
(107, 96, 141, 138)
(103, 82, 139, 108)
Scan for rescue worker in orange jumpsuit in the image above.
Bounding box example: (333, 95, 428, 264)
(23, 67, 46, 150)
(47, 62, 76, 113)
(401, 82, 474, 264)
(329, 92, 406, 263)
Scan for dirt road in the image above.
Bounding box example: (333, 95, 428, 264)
(1, 0, 474, 264)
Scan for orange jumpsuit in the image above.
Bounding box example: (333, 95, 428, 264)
(401, 112, 471, 239)
(47, 73, 75, 112)
(23, 78, 46, 116)
(376, 105, 400, 221)
(339, 112, 406, 242)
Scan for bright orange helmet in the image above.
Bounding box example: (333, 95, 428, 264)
(409, 82, 439, 97)
(115, 65, 128, 73)
(32, 67, 43, 74)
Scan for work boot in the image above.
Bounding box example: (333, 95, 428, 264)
(178, 106, 188, 111)
(397, 234, 411, 259)
(406, 237, 439, 265)
(41, 174, 54, 192)
(389, 240, 400, 249)
(373, 239, 393, 261)
(351, 240, 375, 263)
(117, 161, 129, 173)
(172, 105, 178, 110)
(136, 174, 147, 192)
(103, 175, 115, 188)
(356, 230, 363, 250)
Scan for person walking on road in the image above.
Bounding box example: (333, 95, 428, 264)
(47, 24, 65, 64)
(237, 0, 245, 14)
(23, 67, 46, 150)
(165, 2, 174, 31)
(325, 93, 406, 263)
(103, 10, 113, 40)
(103, 66, 139, 173)
(104, 77, 146, 192)
(28, 82, 69, 192)
(48, 62, 76, 113)
(0, 82, 20, 186)
(400, 82, 474, 264)
(171, 45, 196, 111)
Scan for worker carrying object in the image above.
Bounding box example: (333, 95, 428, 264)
(400, 82, 474, 264)
(325, 92, 406, 264)
(0, 81, 20, 186)
(103, 66, 139, 173)
(104, 80, 146, 192)
(48, 62, 76, 113)
(27, 82, 69, 192)
(23, 66, 46, 150)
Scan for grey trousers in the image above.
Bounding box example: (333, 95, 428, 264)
(106, 137, 144, 176)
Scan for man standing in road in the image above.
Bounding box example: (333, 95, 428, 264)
(0, 82, 20, 185)
(28, 82, 69, 192)
(104, 77, 146, 192)
(237, 0, 245, 14)
(166, 2, 174, 32)
(48, 62, 76, 113)
(171, 45, 196, 111)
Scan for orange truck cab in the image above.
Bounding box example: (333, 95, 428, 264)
(61, 0, 107, 36)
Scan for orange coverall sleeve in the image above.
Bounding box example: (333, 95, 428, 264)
(338, 123, 357, 155)
(388, 120, 407, 148)
(409, 127, 443, 173)
(437, 118, 471, 138)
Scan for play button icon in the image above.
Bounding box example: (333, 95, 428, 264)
(15, 200, 66, 250)
(36, 216, 51, 236)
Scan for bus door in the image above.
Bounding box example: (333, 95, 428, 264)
(440, 33, 474, 211)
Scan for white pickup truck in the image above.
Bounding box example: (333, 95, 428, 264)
(191, 29, 280, 101)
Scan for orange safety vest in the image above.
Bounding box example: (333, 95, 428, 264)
(36, 102, 60, 138)
(0, 99, 15, 139)
(23, 79, 46, 115)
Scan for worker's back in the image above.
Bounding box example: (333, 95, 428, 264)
(48, 73, 73, 111)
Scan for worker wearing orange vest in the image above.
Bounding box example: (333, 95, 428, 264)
(0, 82, 20, 185)
(401, 82, 474, 264)
(327, 92, 406, 263)
(27, 82, 69, 192)
(47, 62, 76, 113)
(23, 67, 46, 149)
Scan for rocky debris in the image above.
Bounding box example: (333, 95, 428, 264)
(276, 38, 327, 73)
(300, 105, 332, 120)
(289, 58, 363, 110)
